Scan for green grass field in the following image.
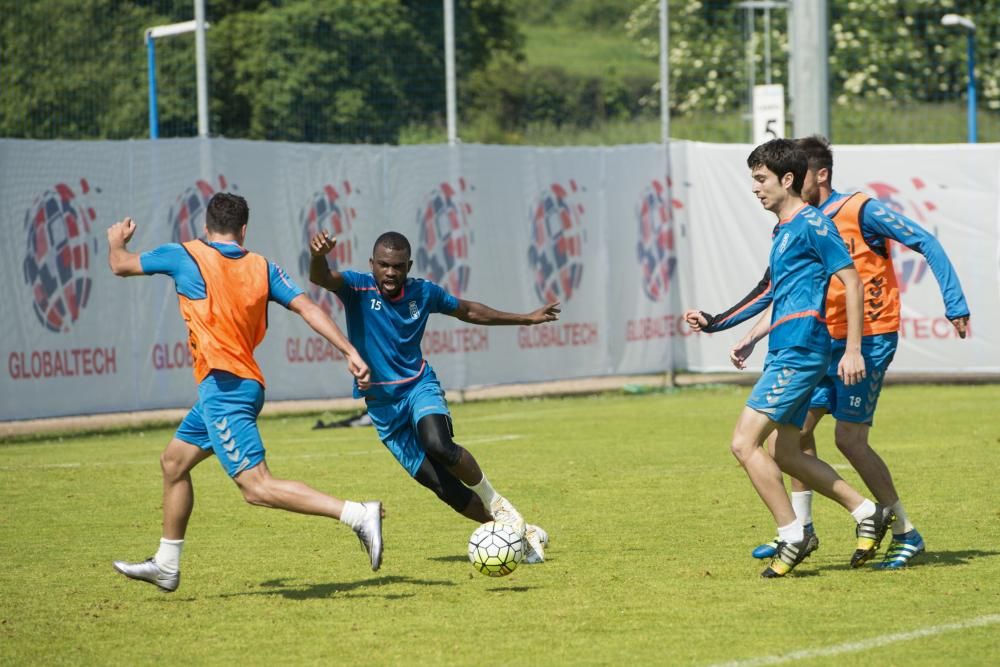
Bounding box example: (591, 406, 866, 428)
(3, 384, 1000, 665)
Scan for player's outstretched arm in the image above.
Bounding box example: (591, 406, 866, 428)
(107, 217, 145, 277)
(289, 294, 370, 388)
(687, 267, 772, 334)
(833, 265, 866, 386)
(449, 299, 560, 326)
(861, 203, 970, 335)
(308, 231, 346, 292)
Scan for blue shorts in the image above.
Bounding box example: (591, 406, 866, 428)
(175, 370, 266, 477)
(747, 347, 831, 429)
(365, 368, 451, 477)
(810, 333, 897, 424)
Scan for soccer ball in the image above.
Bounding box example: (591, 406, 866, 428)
(468, 521, 524, 577)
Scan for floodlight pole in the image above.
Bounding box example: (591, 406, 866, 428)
(146, 35, 159, 139)
(659, 0, 669, 143)
(444, 0, 457, 145)
(144, 14, 210, 140)
(966, 29, 977, 143)
(194, 0, 209, 138)
(941, 14, 977, 143)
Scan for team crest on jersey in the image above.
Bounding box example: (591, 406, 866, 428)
(409, 300, 420, 319)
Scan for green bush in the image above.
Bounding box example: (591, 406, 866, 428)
(463, 56, 656, 133)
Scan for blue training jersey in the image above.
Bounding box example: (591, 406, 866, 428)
(139, 241, 304, 307)
(821, 190, 970, 320)
(766, 204, 854, 354)
(335, 270, 459, 401)
(698, 205, 853, 352)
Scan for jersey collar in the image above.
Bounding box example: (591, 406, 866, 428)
(777, 203, 807, 225)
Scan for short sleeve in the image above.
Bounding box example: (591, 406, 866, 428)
(811, 221, 854, 276)
(268, 261, 305, 308)
(335, 270, 366, 306)
(427, 281, 459, 314)
(139, 243, 186, 276)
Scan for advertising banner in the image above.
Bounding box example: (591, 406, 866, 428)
(2, 139, 995, 420)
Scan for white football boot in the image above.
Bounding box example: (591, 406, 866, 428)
(354, 500, 384, 571)
(112, 557, 180, 592)
(489, 495, 526, 536)
(523, 524, 548, 564)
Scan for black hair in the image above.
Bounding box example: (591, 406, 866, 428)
(373, 231, 411, 257)
(795, 134, 834, 183)
(205, 193, 249, 235)
(746, 138, 807, 195)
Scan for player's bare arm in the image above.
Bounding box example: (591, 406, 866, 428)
(107, 217, 145, 277)
(289, 294, 371, 388)
(308, 231, 346, 292)
(449, 299, 560, 326)
(833, 265, 866, 386)
(730, 306, 772, 370)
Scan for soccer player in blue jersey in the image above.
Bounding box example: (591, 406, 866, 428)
(309, 230, 559, 563)
(691, 136, 969, 569)
(686, 138, 893, 577)
(107, 193, 384, 593)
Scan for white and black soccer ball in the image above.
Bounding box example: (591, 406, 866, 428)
(468, 521, 524, 577)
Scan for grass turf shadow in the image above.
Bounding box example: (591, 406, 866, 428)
(213, 575, 457, 600)
(805, 548, 1000, 574)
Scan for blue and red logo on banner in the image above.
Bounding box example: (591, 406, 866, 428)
(528, 181, 586, 304)
(296, 182, 358, 317)
(168, 175, 235, 244)
(22, 179, 100, 333)
(636, 178, 682, 302)
(415, 179, 473, 298)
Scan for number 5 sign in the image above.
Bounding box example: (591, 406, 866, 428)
(752, 84, 785, 145)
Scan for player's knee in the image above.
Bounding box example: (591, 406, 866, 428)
(834, 422, 869, 457)
(414, 457, 474, 514)
(238, 483, 273, 508)
(417, 415, 462, 468)
(234, 471, 275, 508)
(160, 449, 187, 482)
(771, 445, 797, 470)
(730, 435, 755, 463)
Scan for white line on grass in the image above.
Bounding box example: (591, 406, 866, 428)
(0, 435, 524, 471)
(707, 614, 1000, 667)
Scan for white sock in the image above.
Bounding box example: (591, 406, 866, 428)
(791, 490, 813, 526)
(777, 519, 804, 544)
(154, 538, 184, 574)
(850, 498, 877, 524)
(339, 500, 366, 530)
(891, 500, 914, 534)
(469, 474, 499, 508)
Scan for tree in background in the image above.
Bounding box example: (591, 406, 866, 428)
(0, 0, 518, 143)
(625, 0, 999, 119)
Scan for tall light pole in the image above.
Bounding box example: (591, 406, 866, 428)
(144, 2, 211, 140)
(443, 0, 457, 146)
(941, 13, 977, 144)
